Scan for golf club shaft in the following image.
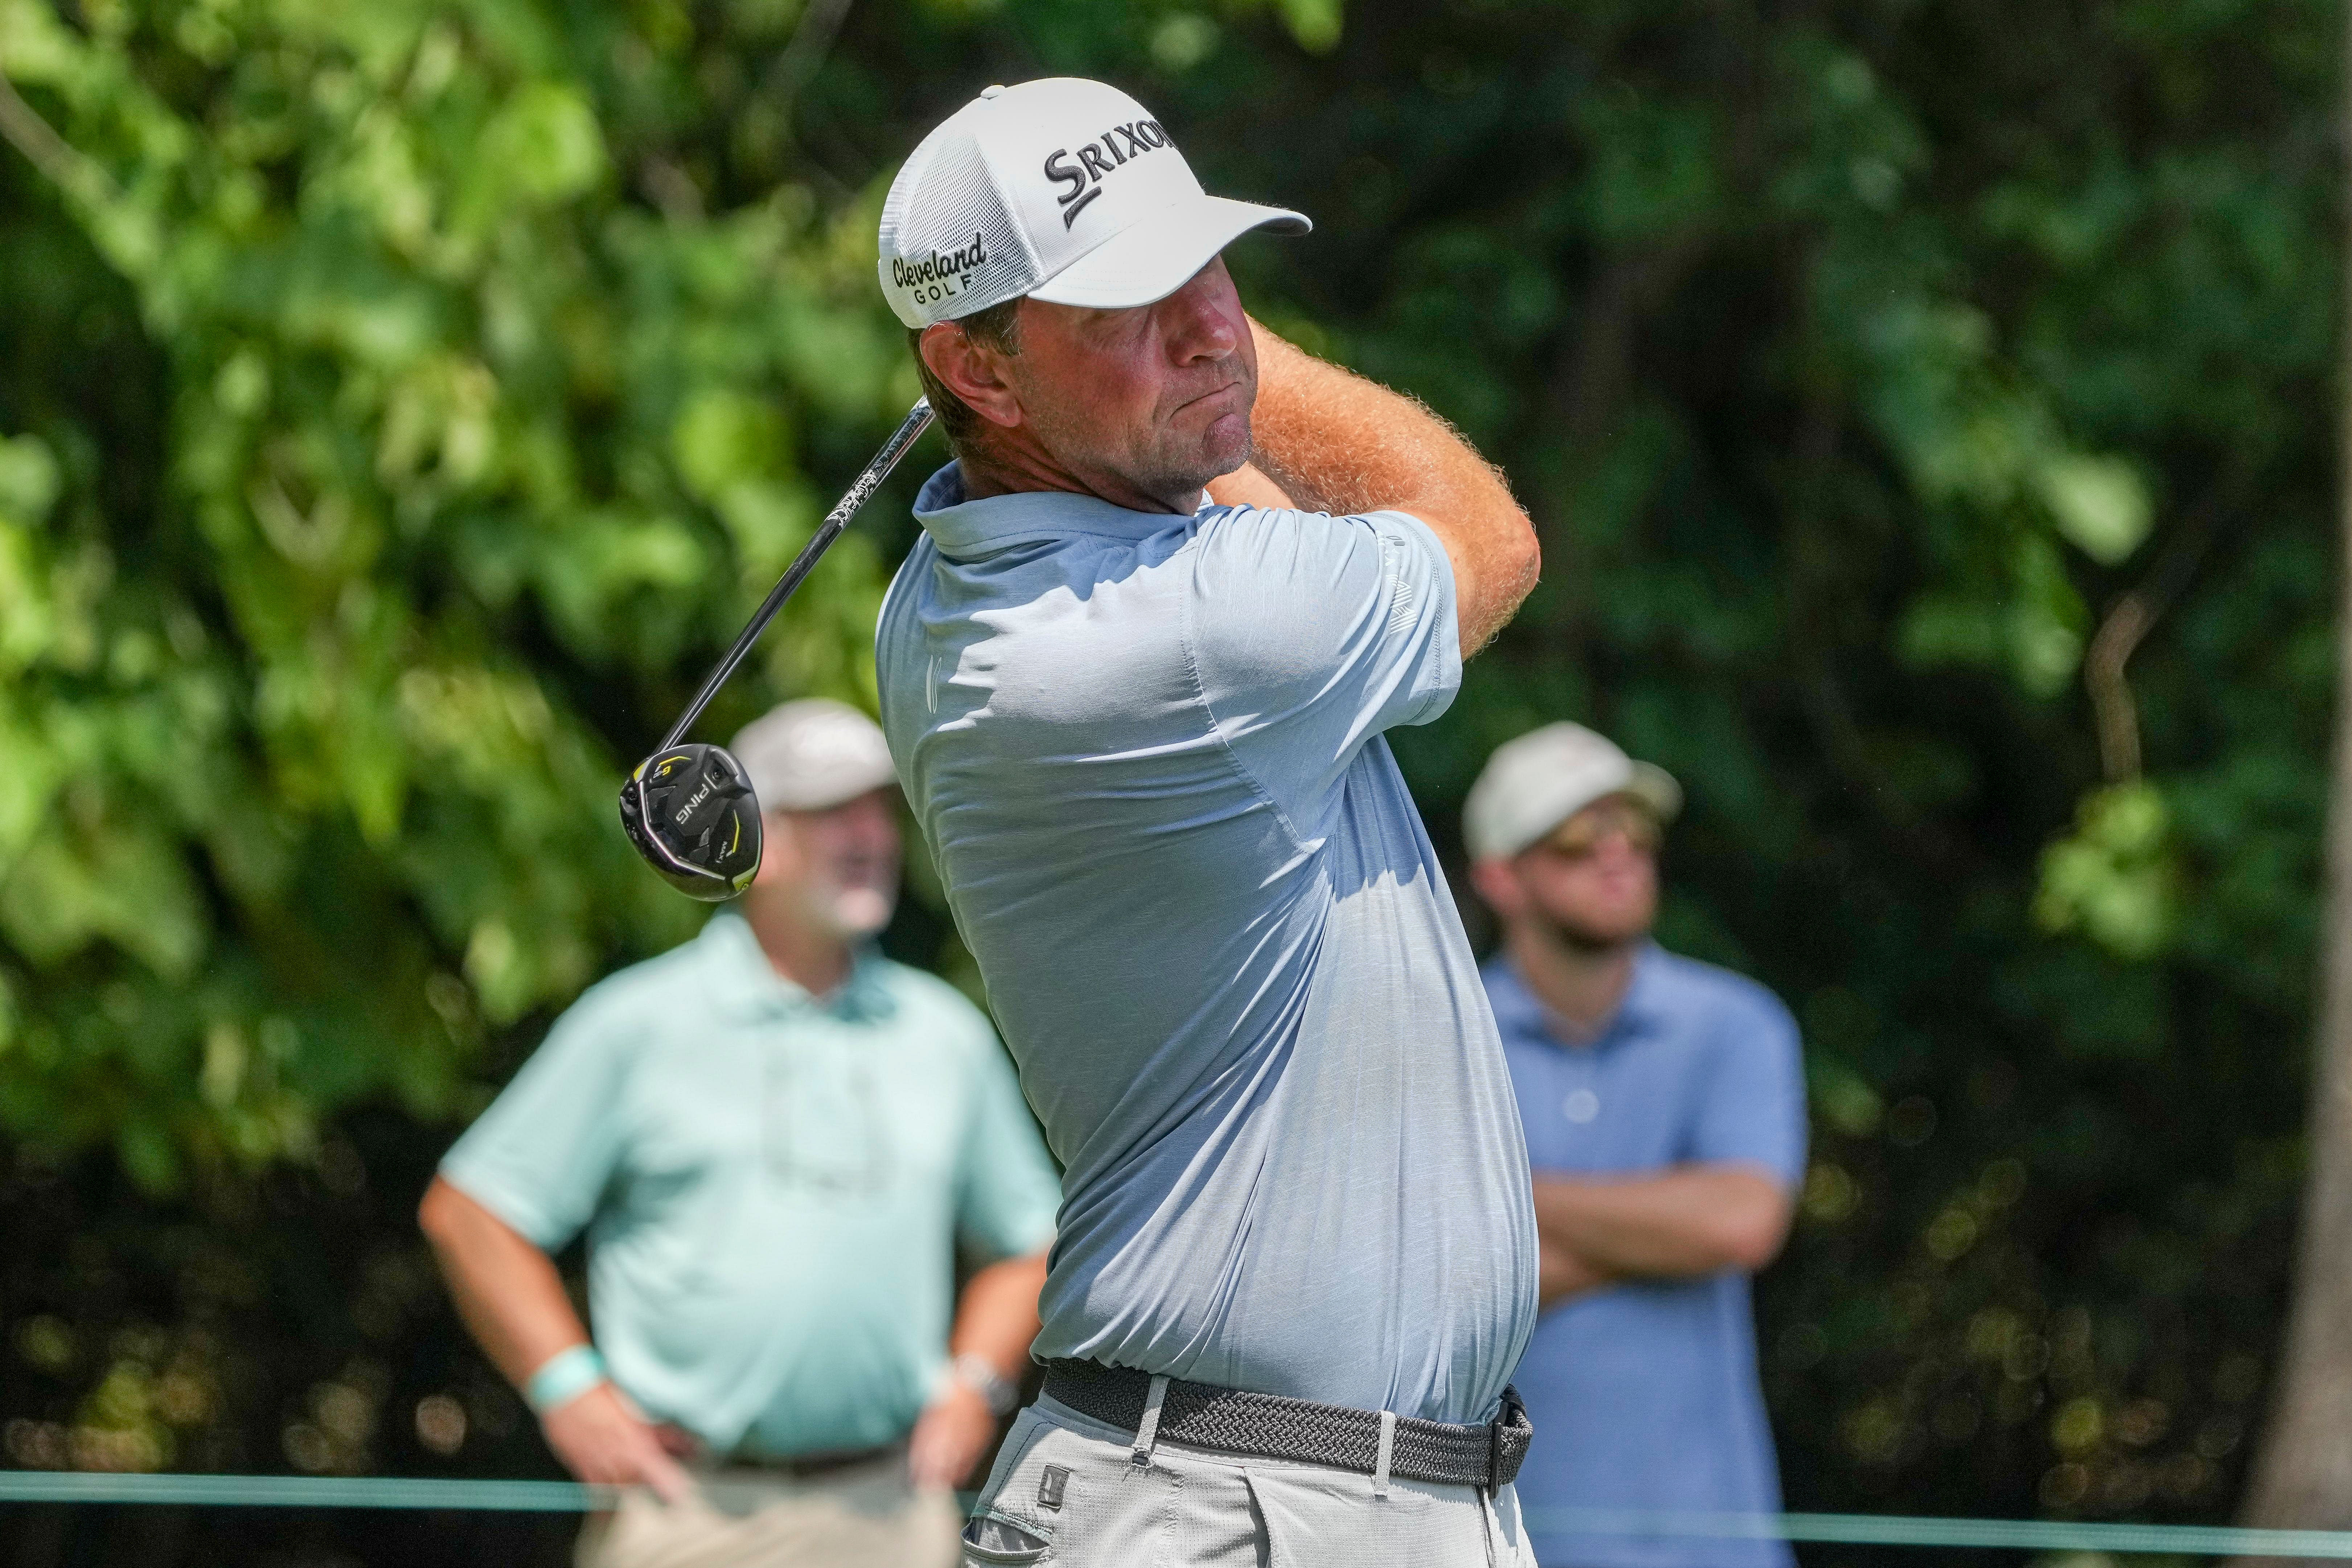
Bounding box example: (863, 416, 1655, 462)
(658, 398, 935, 752)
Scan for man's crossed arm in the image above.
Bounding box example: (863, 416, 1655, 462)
(1532, 1164, 1795, 1308)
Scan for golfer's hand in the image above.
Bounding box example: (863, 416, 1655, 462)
(540, 1384, 695, 1504)
(909, 1382, 997, 1489)
(1204, 461, 1298, 511)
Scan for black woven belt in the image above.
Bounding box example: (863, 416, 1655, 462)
(1040, 1359, 1531, 1491)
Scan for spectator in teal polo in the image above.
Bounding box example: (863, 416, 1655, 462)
(1466, 723, 1807, 1568)
(419, 698, 1060, 1568)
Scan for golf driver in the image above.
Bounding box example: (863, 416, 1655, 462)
(620, 398, 935, 899)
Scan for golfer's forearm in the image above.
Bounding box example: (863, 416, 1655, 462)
(1243, 320, 1538, 651)
(949, 1249, 1048, 1382)
(419, 1176, 592, 1390)
(1530, 1165, 1792, 1279)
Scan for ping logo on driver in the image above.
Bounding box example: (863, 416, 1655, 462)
(673, 777, 715, 826)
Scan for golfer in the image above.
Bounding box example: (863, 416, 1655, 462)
(873, 78, 1543, 1567)
(420, 699, 1060, 1568)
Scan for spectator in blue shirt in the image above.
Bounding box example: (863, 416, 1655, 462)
(1465, 723, 1808, 1568)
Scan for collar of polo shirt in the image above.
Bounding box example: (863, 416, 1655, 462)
(697, 913, 897, 1023)
(911, 462, 1203, 553)
(1490, 943, 1671, 1050)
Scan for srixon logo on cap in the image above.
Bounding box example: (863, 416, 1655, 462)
(1042, 120, 1172, 229)
(892, 230, 989, 308)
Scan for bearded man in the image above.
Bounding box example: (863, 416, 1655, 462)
(422, 699, 1060, 1568)
(1465, 722, 1807, 1568)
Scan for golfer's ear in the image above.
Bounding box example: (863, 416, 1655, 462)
(919, 322, 1023, 429)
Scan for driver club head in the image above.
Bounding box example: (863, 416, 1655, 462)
(618, 399, 933, 898)
(618, 743, 763, 901)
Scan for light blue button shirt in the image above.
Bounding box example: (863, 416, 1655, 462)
(1489, 947, 1806, 1568)
(873, 463, 1537, 1425)
(440, 913, 1062, 1457)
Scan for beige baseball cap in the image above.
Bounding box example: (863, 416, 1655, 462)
(730, 699, 899, 813)
(1463, 722, 1682, 862)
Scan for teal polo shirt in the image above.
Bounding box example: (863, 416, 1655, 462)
(439, 913, 1062, 1457)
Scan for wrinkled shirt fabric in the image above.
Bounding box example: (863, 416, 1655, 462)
(875, 463, 1536, 1425)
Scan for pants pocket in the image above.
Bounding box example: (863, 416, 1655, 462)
(972, 1408, 1054, 1511)
(962, 1513, 1052, 1565)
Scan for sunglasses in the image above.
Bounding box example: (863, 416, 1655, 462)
(1534, 799, 1663, 861)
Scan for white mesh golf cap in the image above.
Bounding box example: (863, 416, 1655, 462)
(878, 78, 1309, 329)
(730, 699, 899, 813)
(1463, 722, 1683, 862)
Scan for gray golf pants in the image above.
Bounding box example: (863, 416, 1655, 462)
(962, 1394, 1539, 1568)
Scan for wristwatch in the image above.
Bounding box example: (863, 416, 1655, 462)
(952, 1352, 1020, 1416)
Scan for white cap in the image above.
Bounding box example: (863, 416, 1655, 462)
(878, 77, 1309, 330)
(730, 699, 899, 813)
(1462, 722, 1683, 862)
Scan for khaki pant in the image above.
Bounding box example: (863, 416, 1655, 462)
(577, 1450, 962, 1568)
(964, 1395, 1539, 1567)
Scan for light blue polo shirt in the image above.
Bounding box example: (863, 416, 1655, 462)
(1488, 947, 1806, 1568)
(439, 913, 1061, 1457)
(873, 463, 1537, 1426)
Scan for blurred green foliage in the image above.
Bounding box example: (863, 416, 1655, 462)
(0, 0, 924, 1185)
(0, 0, 2338, 1550)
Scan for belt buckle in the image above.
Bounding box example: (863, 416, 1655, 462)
(1489, 1385, 1529, 1491)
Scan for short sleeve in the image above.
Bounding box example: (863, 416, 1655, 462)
(438, 992, 636, 1251)
(951, 1024, 1062, 1263)
(1186, 506, 1462, 812)
(1686, 992, 1809, 1191)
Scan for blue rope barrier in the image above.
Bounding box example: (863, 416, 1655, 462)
(6, 1472, 2352, 1557)
(1527, 1506, 2352, 1559)
(0, 1472, 615, 1512)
